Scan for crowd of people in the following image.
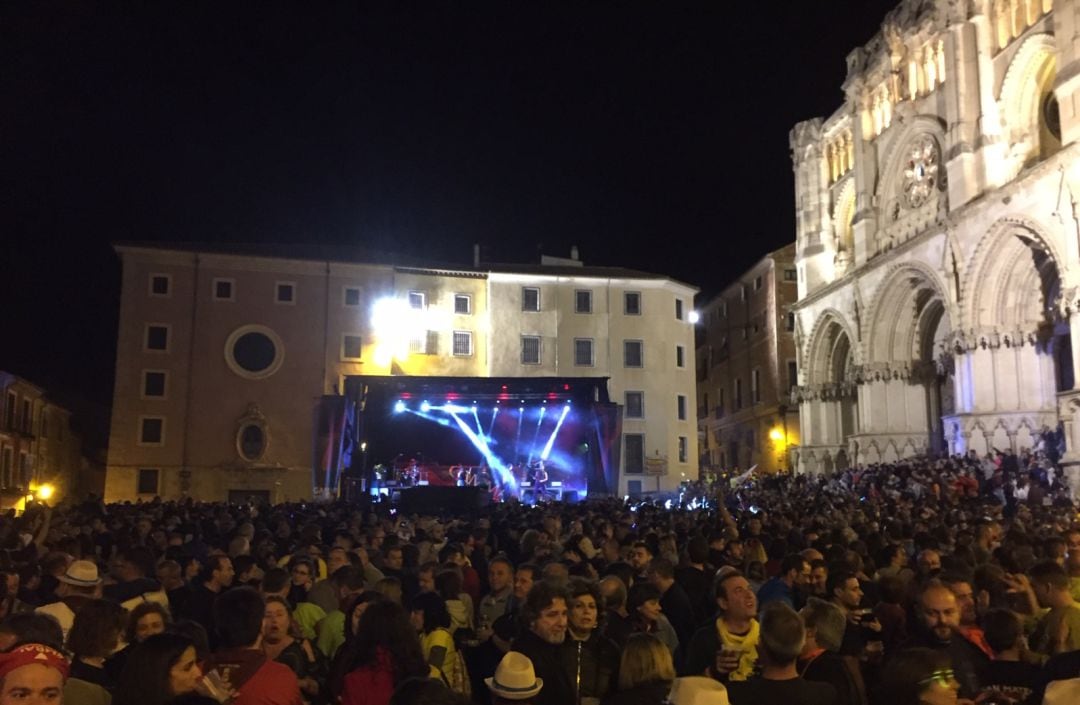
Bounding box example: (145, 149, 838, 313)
(0, 448, 1079, 705)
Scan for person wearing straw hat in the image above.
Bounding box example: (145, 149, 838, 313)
(34, 560, 103, 640)
(668, 676, 731, 705)
(485, 652, 543, 705)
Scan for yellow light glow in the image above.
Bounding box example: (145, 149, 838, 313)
(769, 428, 784, 442)
(35, 484, 55, 501)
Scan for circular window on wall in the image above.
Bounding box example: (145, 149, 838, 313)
(225, 325, 285, 379)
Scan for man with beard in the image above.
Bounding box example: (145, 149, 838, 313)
(682, 571, 760, 682)
(756, 554, 811, 610)
(827, 570, 880, 658)
(894, 580, 987, 699)
(941, 573, 992, 658)
(510, 582, 573, 705)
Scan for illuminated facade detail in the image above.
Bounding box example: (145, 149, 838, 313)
(105, 245, 697, 501)
(696, 244, 800, 475)
(789, 0, 1080, 492)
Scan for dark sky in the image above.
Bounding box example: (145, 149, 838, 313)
(2, 1, 898, 410)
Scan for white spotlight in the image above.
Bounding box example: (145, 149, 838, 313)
(688, 310, 700, 324)
(421, 401, 431, 412)
(394, 400, 406, 413)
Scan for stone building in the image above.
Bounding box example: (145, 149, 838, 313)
(790, 0, 1080, 478)
(105, 243, 698, 502)
(696, 244, 800, 475)
(0, 371, 86, 506)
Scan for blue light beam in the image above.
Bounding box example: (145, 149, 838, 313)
(540, 404, 572, 460)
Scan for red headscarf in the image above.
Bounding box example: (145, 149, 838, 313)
(0, 644, 70, 682)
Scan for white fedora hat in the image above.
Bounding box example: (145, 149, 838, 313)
(57, 560, 102, 587)
(485, 651, 543, 700)
(668, 676, 730, 705)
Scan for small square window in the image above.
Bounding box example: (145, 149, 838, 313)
(409, 331, 438, 355)
(624, 340, 643, 368)
(678, 436, 688, 463)
(574, 338, 594, 366)
(145, 325, 169, 352)
(149, 274, 171, 297)
(213, 278, 235, 301)
(453, 331, 473, 356)
(784, 269, 798, 282)
(624, 292, 641, 315)
(521, 336, 541, 365)
(139, 417, 165, 445)
(276, 282, 295, 304)
(408, 291, 426, 309)
(137, 468, 160, 495)
(675, 299, 684, 320)
(575, 290, 592, 314)
(344, 287, 362, 307)
(677, 394, 687, 421)
(676, 345, 685, 368)
(522, 287, 540, 312)
(143, 371, 167, 398)
(625, 391, 644, 418)
(342, 335, 363, 361)
(454, 294, 471, 315)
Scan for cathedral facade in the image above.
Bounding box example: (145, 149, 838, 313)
(791, 0, 1080, 479)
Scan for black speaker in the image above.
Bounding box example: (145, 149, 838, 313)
(397, 486, 491, 514)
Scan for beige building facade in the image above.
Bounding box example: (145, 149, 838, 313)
(105, 245, 698, 501)
(696, 245, 800, 475)
(790, 0, 1080, 487)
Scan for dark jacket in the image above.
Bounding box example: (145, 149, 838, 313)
(895, 625, 988, 699)
(660, 582, 698, 649)
(560, 632, 620, 701)
(800, 652, 866, 705)
(512, 629, 575, 705)
(601, 680, 671, 705)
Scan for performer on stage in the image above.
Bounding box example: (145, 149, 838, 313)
(533, 460, 549, 499)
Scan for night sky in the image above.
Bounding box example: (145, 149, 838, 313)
(3, 1, 899, 414)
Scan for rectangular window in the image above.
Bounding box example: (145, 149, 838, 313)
(145, 324, 170, 352)
(625, 391, 644, 419)
(342, 335, 363, 361)
(719, 300, 727, 317)
(344, 287, 362, 307)
(522, 287, 540, 312)
(452, 331, 473, 356)
(623, 340, 643, 368)
(137, 468, 160, 495)
(625, 434, 645, 474)
(735, 378, 743, 410)
(149, 274, 171, 297)
(0, 447, 11, 488)
(521, 336, 541, 365)
(784, 269, 798, 282)
(275, 282, 295, 304)
(575, 290, 592, 314)
(573, 338, 594, 367)
(409, 331, 439, 355)
(142, 371, 167, 398)
(213, 278, 235, 301)
(408, 291, 426, 309)
(786, 312, 796, 331)
(4, 393, 14, 429)
(788, 360, 798, 391)
(138, 417, 165, 446)
(21, 400, 30, 433)
(752, 368, 761, 403)
(719, 387, 725, 412)
(677, 394, 687, 421)
(40, 413, 48, 439)
(740, 285, 747, 302)
(678, 436, 688, 463)
(676, 345, 685, 368)
(454, 294, 471, 315)
(754, 275, 763, 291)
(18, 453, 29, 487)
(675, 299, 684, 320)
(624, 291, 641, 315)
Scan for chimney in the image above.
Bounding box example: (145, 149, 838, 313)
(473, 243, 481, 268)
(570, 245, 580, 261)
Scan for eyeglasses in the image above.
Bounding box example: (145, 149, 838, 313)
(918, 669, 956, 687)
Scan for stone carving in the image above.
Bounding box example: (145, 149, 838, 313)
(902, 135, 942, 208)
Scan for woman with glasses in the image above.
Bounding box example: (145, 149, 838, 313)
(879, 648, 961, 705)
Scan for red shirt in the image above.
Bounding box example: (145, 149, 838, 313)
(233, 660, 303, 705)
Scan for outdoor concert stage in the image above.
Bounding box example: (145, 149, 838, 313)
(342, 376, 622, 503)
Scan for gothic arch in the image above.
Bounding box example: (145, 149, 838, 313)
(865, 262, 954, 364)
(874, 115, 948, 206)
(832, 177, 857, 257)
(804, 310, 860, 389)
(998, 33, 1058, 174)
(963, 216, 1064, 332)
